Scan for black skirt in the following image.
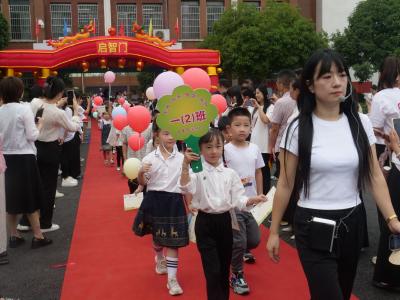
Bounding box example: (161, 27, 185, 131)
(133, 191, 189, 248)
(4, 154, 43, 214)
(373, 166, 400, 287)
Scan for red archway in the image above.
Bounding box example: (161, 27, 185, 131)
(0, 36, 221, 91)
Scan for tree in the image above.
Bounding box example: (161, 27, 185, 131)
(137, 71, 155, 92)
(200, 3, 327, 80)
(0, 13, 10, 50)
(332, 0, 400, 81)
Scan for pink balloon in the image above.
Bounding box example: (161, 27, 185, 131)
(118, 97, 125, 105)
(153, 71, 184, 99)
(181, 68, 211, 90)
(211, 94, 228, 115)
(127, 106, 151, 133)
(94, 96, 103, 106)
(123, 102, 130, 111)
(128, 133, 145, 151)
(104, 71, 116, 84)
(113, 115, 128, 131)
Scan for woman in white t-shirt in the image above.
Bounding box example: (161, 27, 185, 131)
(250, 84, 274, 194)
(267, 49, 400, 300)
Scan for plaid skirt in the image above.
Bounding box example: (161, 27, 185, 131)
(133, 191, 189, 248)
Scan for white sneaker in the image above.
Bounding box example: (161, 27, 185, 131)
(167, 278, 183, 295)
(58, 169, 62, 176)
(290, 234, 295, 240)
(371, 256, 377, 265)
(116, 167, 120, 171)
(17, 224, 31, 231)
(61, 177, 78, 187)
(55, 190, 64, 198)
(155, 256, 167, 275)
(80, 158, 85, 162)
(41, 224, 60, 233)
(282, 225, 293, 232)
(67, 176, 78, 184)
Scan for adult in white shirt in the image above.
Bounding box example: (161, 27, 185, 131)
(369, 56, 400, 289)
(250, 84, 274, 194)
(267, 49, 400, 300)
(0, 77, 52, 250)
(28, 76, 81, 233)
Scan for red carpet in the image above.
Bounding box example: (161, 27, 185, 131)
(61, 123, 358, 300)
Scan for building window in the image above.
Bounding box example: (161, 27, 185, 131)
(181, 1, 200, 40)
(245, 1, 261, 10)
(207, 1, 224, 34)
(78, 4, 99, 36)
(9, 0, 32, 40)
(117, 4, 137, 36)
(50, 4, 72, 39)
(142, 4, 163, 32)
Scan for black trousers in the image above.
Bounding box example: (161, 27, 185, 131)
(373, 166, 400, 287)
(294, 204, 365, 300)
(36, 141, 61, 229)
(274, 152, 280, 178)
(195, 211, 233, 300)
(116, 146, 124, 168)
(61, 133, 81, 179)
(261, 153, 271, 194)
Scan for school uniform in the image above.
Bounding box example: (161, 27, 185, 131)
(282, 113, 376, 300)
(224, 142, 264, 274)
(133, 147, 188, 248)
(180, 161, 249, 300)
(0, 103, 43, 216)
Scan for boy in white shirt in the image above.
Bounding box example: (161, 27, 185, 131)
(224, 107, 265, 295)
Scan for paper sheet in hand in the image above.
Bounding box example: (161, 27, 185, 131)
(250, 186, 276, 225)
(123, 193, 143, 211)
(188, 213, 197, 243)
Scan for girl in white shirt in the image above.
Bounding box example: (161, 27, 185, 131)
(133, 122, 188, 296)
(267, 49, 400, 300)
(180, 129, 266, 300)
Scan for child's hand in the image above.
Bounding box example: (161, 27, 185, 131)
(134, 185, 144, 195)
(247, 194, 267, 206)
(183, 148, 200, 165)
(141, 163, 152, 173)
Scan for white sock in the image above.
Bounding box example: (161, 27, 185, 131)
(166, 256, 178, 280)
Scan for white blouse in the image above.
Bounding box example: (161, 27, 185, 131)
(142, 147, 184, 193)
(180, 161, 249, 213)
(38, 102, 81, 142)
(0, 102, 38, 155)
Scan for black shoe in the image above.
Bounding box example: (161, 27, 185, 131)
(9, 236, 25, 248)
(0, 251, 9, 265)
(243, 251, 256, 264)
(31, 237, 53, 249)
(372, 280, 400, 292)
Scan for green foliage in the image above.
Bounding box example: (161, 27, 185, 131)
(332, 0, 400, 79)
(0, 13, 10, 50)
(200, 3, 327, 80)
(137, 72, 155, 92)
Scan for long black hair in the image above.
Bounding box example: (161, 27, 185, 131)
(256, 84, 272, 114)
(43, 76, 65, 100)
(377, 56, 400, 91)
(285, 49, 372, 197)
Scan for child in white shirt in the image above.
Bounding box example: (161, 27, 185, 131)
(180, 128, 265, 300)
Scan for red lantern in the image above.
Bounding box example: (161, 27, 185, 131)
(128, 133, 145, 151)
(81, 61, 89, 72)
(136, 60, 144, 71)
(118, 57, 126, 69)
(108, 27, 116, 36)
(99, 58, 107, 69)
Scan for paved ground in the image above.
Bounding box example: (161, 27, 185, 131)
(0, 135, 399, 299)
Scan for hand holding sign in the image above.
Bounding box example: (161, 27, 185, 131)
(156, 85, 218, 172)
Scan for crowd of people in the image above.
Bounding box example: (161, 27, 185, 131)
(1, 48, 400, 300)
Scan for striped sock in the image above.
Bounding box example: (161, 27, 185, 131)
(166, 256, 178, 280)
(153, 244, 164, 260)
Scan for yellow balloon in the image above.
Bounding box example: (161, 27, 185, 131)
(123, 158, 141, 180)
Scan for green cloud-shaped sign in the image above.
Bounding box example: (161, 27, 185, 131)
(156, 85, 218, 140)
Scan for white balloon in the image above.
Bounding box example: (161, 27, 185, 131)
(145, 87, 156, 100)
(123, 158, 141, 180)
